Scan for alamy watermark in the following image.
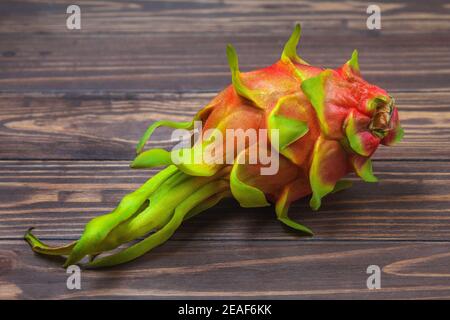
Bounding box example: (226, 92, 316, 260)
(366, 265, 381, 289)
(66, 5, 81, 30)
(170, 121, 280, 175)
(66, 265, 81, 290)
(366, 5, 381, 30)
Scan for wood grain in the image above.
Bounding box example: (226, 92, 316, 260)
(0, 160, 448, 241)
(0, 91, 448, 160)
(2, 240, 450, 299)
(0, 1, 449, 92)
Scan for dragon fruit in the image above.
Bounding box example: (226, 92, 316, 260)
(25, 24, 403, 268)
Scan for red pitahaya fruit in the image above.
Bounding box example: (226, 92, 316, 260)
(25, 24, 403, 268)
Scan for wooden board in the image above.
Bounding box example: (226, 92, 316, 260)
(0, 1, 449, 92)
(0, 0, 449, 300)
(2, 240, 450, 299)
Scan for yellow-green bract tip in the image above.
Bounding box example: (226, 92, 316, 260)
(348, 49, 360, 74)
(225, 43, 263, 109)
(282, 24, 301, 60)
(281, 23, 309, 65)
(226, 43, 238, 73)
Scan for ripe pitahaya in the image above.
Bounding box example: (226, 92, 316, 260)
(25, 24, 403, 268)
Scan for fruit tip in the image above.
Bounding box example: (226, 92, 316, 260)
(24, 227, 35, 240)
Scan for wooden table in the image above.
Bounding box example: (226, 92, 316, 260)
(1, 0, 449, 299)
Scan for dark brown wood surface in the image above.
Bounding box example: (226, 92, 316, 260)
(0, 0, 449, 299)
